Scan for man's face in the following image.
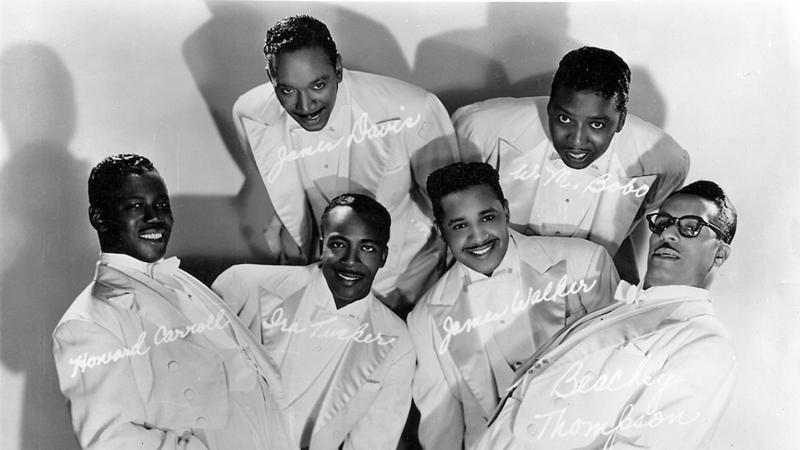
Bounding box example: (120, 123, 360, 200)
(644, 194, 728, 289)
(438, 184, 510, 277)
(547, 86, 626, 169)
(91, 171, 173, 263)
(320, 206, 387, 307)
(271, 46, 342, 132)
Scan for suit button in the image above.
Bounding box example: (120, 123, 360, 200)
(482, 416, 489, 423)
(196, 416, 208, 427)
(167, 360, 178, 371)
(184, 388, 195, 400)
(527, 423, 537, 436)
(534, 362, 542, 369)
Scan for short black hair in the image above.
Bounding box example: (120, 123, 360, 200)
(88, 154, 157, 212)
(669, 180, 737, 244)
(550, 46, 631, 114)
(263, 15, 338, 78)
(427, 162, 506, 223)
(321, 193, 391, 245)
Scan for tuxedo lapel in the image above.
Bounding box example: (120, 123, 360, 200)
(243, 116, 312, 251)
(347, 96, 396, 195)
(279, 275, 355, 406)
(98, 263, 194, 332)
(517, 258, 569, 351)
(429, 273, 498, 415)
(494, 137, 551, 232)
(311, 300, 397, 445)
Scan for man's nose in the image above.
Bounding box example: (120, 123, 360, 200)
(569, 125, 586, 145)
(297, 92, 313, 113)
(658, 221, 681, 242)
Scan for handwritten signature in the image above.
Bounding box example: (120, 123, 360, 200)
(265, 111, 422, 183)
(551, 358, 685, 413)
(262, 307, 396, 346)
(438, 275, 597, 354)
(533, 404, 700, 448)
(68, 310, 231, 377)
(508, 163, 650, 198)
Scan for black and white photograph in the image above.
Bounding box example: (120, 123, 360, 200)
(1, 1, 798, 449)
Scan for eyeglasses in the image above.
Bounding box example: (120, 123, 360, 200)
(645, 212, 725, 240)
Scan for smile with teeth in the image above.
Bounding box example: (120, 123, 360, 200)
(140, 231, 164, 241)
(336, 271, 363, 282)
(466, 241, 495, 257)
(566, 151, 589, 161)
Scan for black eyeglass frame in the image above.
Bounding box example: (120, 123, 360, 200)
(645, 212, 725, 240)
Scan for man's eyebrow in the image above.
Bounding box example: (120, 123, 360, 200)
(277, 73, 331, 89)
(445, 216, 465, 227)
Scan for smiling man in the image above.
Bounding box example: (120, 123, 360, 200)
(407, 162, 619, 450)
(213, 193, 415, 450)
(233, 15, 459, 316)
(454, 46, 690, 284)
(52, 154, 293, 449)
(476, 180, 737, 450)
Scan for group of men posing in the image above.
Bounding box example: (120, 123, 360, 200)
(52, 15, 738, 450)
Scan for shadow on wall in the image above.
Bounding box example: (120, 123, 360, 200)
(0, 42, 91, 450)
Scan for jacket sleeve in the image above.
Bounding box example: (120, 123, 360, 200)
(344, 338, 416, 450)
(407, 305, 465, 450)
(601, 331, 737, 449)
(52, 320, 208, 450)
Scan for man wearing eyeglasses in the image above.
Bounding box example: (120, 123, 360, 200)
(475, 180, 737, 450)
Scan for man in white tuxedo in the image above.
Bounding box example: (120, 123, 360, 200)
(454, 46, 690, 284)
(408, 162, 619, 449)
(478, 180, 738, 450)
(213, 193, 415, 450)
(234, 15, 459, 315)
(52, 154, 294, 449)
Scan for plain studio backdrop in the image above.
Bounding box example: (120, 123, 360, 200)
(1, 1, 798, 449)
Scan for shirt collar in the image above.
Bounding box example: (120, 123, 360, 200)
(615, 280, 711, 306)
(100, 252, 179, 280)
(100, 252, 153, 276)
(460, 232, 520, 284)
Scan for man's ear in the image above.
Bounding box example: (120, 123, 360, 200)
(433, 220, 443, 241)
(379, 243, 388, 268)
(616, 109, 627, 133)
(712, 242, 731, 269)
(502, 198, 510, 221)
(89, 206, 107, 232)
(335, 54, 343, 82)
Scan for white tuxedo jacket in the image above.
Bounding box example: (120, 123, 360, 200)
(234, 70, 459, 307)
(52, 261, 293, 450)
(213, 264, 416, 450)
(454, 97, 689, 261)
(408, 232, 619, 450)
(478, 284, 736, 450)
